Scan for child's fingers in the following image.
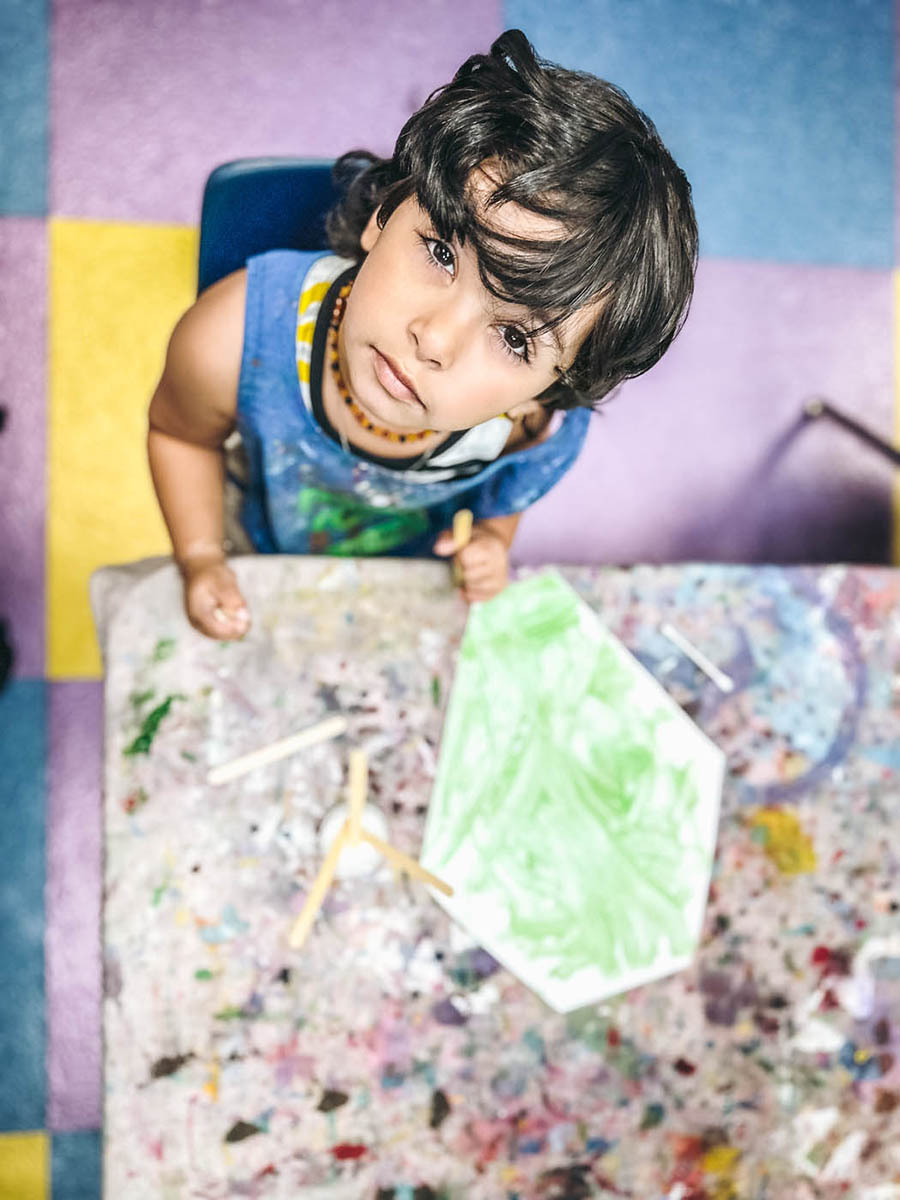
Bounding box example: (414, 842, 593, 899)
(457, 544, 494, 571)
(187, 568, 250, 639)
(457, 560, 498, 586)
(211, 604, 250, 636)
(432, 530, 456, 557)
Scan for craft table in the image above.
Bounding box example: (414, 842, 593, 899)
(97, 557, 900, 1199)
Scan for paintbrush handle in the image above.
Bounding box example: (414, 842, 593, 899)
(208, 715, 348, 785)
(289, 822, 349, 949)
(358, 829, 454, 896)
(347, 749, 367, 845)
(451, 508, 473, 586)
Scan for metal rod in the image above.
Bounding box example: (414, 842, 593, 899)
(803, 397, 900, 467)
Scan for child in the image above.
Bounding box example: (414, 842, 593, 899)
(148, 29, 697, 640)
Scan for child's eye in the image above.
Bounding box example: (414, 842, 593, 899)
(498, 324, 532, 364)
(421, 235, 456, 276)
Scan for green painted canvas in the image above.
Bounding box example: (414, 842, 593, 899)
(420, 571, 725, 1012)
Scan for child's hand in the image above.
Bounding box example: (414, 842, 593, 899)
(433, 522, 510, 603)
(180, 555, 250, 640)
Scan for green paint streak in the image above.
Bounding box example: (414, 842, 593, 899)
(152, 637, 176, 662)
(129, 689, 155, 710)
(123, 694, 185, 757)
(431, 675, 442, 707)
(426, 572, 712, 986)
(296, 486, 428, 555)
(195, 969, 214, 981)
(214, 1007, 245, 1021)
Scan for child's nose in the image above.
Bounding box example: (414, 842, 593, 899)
(408, 296, 473, 367)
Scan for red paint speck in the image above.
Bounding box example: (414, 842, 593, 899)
(606, 1027, 621, 1047)
(811, 945, 831, 965)
(331, 1143, 367, 1161)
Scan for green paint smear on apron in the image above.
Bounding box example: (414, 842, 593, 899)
(296, 487, 428, 555)
(428, 572, 708, 981)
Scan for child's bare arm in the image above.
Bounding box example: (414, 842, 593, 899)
(147, 270, 249, 639)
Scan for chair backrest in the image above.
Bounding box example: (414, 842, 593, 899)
(197, 158, 342, 295)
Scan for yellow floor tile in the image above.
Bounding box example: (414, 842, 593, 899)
(48, 218, 197, 677)
(0, 1131, 47, 1200)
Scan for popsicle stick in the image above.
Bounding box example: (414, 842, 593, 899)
(347, 749, 367, 846)
(207, 715, 348, 785)
(452, 508, 473, 586)
(288, 820, 350, 949)
(660, 622, 734, 694)
(358, 828, 454, 896)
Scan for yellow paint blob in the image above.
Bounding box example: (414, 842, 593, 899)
(703, 1144, 742, 1200)
(750, 807, 817, 874)
(203, 1060, 220, 1102)
(703, 1144, 740, 1173)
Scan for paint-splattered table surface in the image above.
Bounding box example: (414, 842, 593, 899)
(98, 557, 900, 1199)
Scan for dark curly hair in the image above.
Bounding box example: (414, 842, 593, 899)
(327, 29, 697, 411)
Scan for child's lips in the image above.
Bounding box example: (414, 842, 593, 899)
(373, 349, 422, 406)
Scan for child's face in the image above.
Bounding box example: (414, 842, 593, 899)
(338, 175, 595, 435)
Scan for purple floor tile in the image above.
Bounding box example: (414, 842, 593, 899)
(516, 259, 894, 566)
(0, 218, 46, 677)
(52, 0, 500, 225)
(46, 681, 103, 1132)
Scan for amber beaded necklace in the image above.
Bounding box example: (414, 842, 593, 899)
(328, 282, 434, 444)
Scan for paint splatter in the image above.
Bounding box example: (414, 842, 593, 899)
(225, 1120, 263, 1144)
(317, 1089, 349, 1112)
(331, 1142, 367, 1160)
(122, 787, 148, 814)
(152, 638, 176, 662)
(429, 1089, 451, 1129)
(123, 694, 185, 757)
(432, 997, 467, 1026)
(749, 806, 816, 874)
(150, 1053, 194, 1080)
(641, 1102, 665, 1129)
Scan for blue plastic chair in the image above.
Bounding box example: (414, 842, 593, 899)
(197, 157, 342, 295)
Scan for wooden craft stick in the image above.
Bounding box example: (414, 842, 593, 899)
(288, 820, 350, 949)
(358, 828, 454, 896)
(207, 715, 348, 785)
(660, 622, 734, 694)
(452, 508, 473, 586)
(347, 748, 367, 846)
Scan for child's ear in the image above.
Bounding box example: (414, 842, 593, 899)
(505, 398, 544, 420)
(360, 207, 383, 253)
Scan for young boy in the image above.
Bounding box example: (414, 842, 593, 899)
(148, 29, 697, 639)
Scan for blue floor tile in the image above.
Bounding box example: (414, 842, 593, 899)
(506, 0, 894, 267)
(0, 679, 46, 1130)
(51, 1130, 101, 1200)
(0, 0, 48, 215)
